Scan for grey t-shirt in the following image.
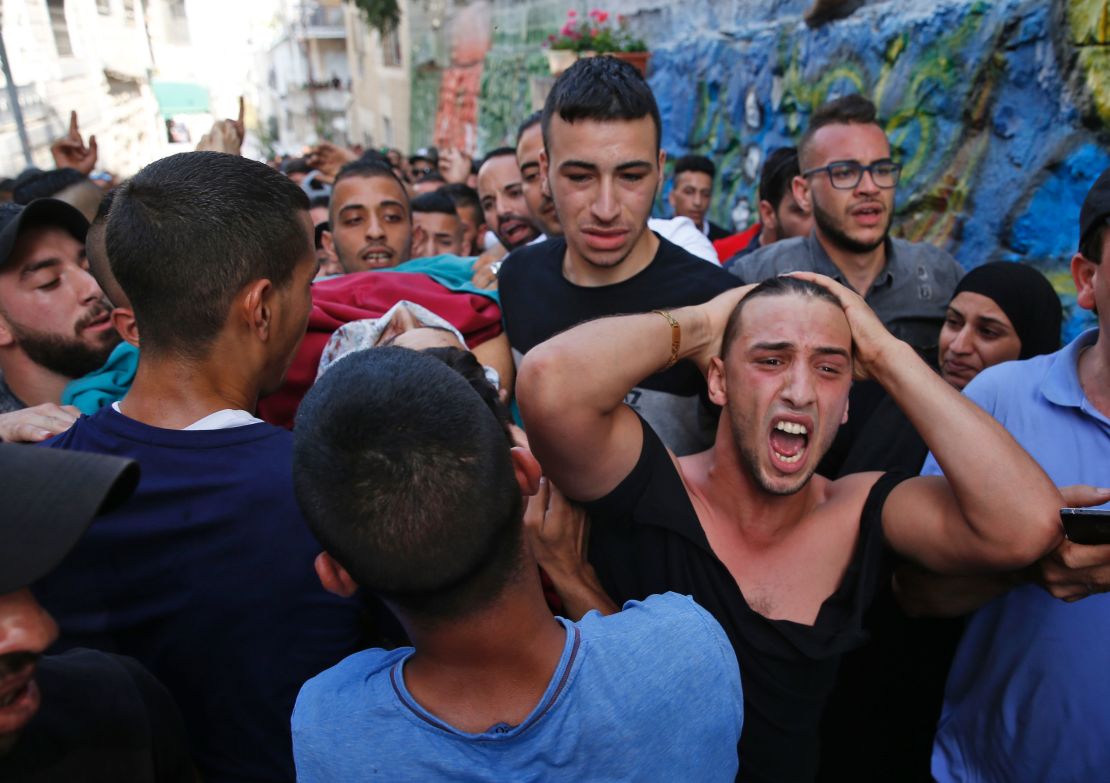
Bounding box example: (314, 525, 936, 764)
(730, 231, 964, 358)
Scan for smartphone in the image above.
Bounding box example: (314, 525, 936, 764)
(1060, 508, 1110, 545)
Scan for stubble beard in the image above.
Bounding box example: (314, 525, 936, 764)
(9, 316, 119, 380)
(811, 195, 891, 255)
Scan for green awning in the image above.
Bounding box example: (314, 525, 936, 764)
(151, 81, 210, 118)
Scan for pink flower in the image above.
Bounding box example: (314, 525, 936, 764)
(567, 9, 577, 17)
(596, 11, 609, 23)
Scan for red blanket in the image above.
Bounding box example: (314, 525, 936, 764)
(258, 271, 503, 428)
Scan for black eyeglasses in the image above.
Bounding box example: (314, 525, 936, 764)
(802, 159, 902, 190)
(411, 165, 435, 177)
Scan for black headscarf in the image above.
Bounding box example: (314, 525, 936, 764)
(951, 261, 1062, 359)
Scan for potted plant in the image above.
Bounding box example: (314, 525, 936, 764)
(544, 9, 651, 77)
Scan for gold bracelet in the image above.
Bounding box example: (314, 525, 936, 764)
(653, 309, 680, 370)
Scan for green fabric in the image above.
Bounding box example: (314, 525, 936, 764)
(381, 255, 500, 304)
(61, 342, 139, 415)
(151, 81, 210, 118)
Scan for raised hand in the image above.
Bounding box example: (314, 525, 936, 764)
(51, 111, 98, 174)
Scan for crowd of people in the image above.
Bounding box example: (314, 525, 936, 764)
(0, 53, 1108, 783)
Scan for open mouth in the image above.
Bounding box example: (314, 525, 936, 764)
(359, 247, 394, 267)
(500, 220, 533, 245)
(768, 418, 810, 471)
(851, 203, 884, 226)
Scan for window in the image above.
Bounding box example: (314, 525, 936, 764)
(123, 0, 136, 24)
(46, 0, 73, 57)
(96, 0, 112, 14)
(382, 27, 402, 68)
(164, 0, 189, 44)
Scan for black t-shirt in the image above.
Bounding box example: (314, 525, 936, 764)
(499, 234, 739, 456)
(583, 415, 911, 783)
(0, 649, 195, 783)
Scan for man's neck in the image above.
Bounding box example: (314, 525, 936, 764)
(0, 352, 72, 408)
(562, 227, 660, 288)
(400, 565, 567, 734)
(814, 229, 887, 296)
(1078, 327, 1110, 419)
(119, 352, 261, 430)
(682, 423, 821, 547)
(757, 225, 778, 248)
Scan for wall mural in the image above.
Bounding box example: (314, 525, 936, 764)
(416, 0, 1110, 338)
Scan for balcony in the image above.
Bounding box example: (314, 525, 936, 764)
(297, 5, 346, 40)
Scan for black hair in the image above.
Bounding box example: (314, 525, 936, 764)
(673, 154, 716, 179)
(411, 191, 458, 217)
(439, 182, 481, 214)
(293, 346, 524, 620)
(721, 276, 844, 358)
(106, 151, 310, 359)
(759, 146, 801, 208)
(281, 157, 311, 176)
(422, 346, 513, 441)
(516, 111, 542, 147)
(1080, 222, 1106, 265)
(308, 194, 330, 210)
(479, 147, 517, 170)
(12, 167, 87, 204)
(92, 186, 117, 224)
(798, 94, 880, 168)
(542, 55, 662, 154)
(415, 170, 446, 185)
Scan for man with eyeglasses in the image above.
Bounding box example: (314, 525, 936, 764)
(730, 94, 962, 360)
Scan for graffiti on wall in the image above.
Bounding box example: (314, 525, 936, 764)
(416, 0, 1110, 337)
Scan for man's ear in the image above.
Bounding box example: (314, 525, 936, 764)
(841, 396, 850, 426)
(110, 307, 140, 347)
(1071, 253, 1098, 311)
(411, 224, 429, 259)
(757, 199, 777, 231)
(314, 552, 359, 597)
(539, 148, 551, 197)
(791, 174, 812, 214)
(0, 309, 14, 348)
(707, 356, 728, 406)
(510, 446, 542, 497)
(321, 229, 336, 258)
(240, 278, 274, 341)
(656, 148, 667, 197)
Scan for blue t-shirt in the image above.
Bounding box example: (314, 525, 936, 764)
(921, 328, 1110, 783)
(293, 592, 744, 781)
(37, 406, 365, 783)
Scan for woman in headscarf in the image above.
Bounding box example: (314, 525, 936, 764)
(938, 261, 1063, 390)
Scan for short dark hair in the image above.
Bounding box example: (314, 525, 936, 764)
(415, 170, 446, 185)
(106, 151, 309, 359)
(516, 111, 542, 147)
(479, 147, 517, 171)
(1079, 222, 1106, 265)
(439, 182, 481, 214)
(673, 155, 715, 180)
(759, 147, 801, 208)
(13, 167, 87, 204)
(542, 56, 662, 154)
(721, 276, 844, 358)
(308, 194, 330, 210)
(411, 191, 458, 217)
(293, 347, 523, 620)
(281, 157, 311, 176)
(797, 94, 880, 168)
(422, 346, 513, 440)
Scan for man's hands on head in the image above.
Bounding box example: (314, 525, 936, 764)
(51, 111, 98, 174)
(785, 271, 895, 379)
(306, 142, 357, 184)
(0, 404, 80, 443)
(686, 284, 755, 373)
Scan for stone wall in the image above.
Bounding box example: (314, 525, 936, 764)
(414, 0, 1110, 338)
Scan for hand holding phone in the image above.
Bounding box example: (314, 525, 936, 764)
(1060, 508, 1110, 545)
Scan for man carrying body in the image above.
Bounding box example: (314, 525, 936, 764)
(498, 56, 738, 455)
(290, 346, 744, 781)
(517, 275, 1069, 782)
(730, 95, 963, 359)
(477, 148, 541, 251)
(916, 167, 1110, 783)
(669, 154, 730, 240)
(0, 199, 117, 441)
(36, 151, 365, 783)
